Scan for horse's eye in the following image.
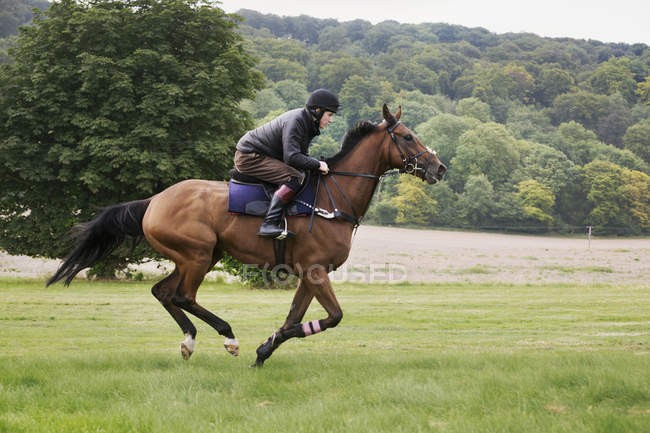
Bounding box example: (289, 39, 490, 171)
(404, 134, 413, 141)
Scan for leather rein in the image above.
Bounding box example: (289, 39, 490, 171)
(298, 120, 435, 230)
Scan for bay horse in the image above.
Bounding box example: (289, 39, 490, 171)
(47, 104, 446, 367)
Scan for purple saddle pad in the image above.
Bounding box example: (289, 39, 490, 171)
(227, 180, 315, 216)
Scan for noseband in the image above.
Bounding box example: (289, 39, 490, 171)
(386, 120, 435, 177)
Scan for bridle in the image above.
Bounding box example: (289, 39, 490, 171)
(386, 120, 436, 178)
(299, 119, 439, 229)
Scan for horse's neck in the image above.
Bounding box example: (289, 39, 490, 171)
(324, 133, 388, 218)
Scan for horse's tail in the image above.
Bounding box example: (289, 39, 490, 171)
(46, 199, 151, 286)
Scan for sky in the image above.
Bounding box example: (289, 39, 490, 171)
(218, 0, 650, 45)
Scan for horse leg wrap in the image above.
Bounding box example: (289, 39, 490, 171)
(301, 320, 322, 337)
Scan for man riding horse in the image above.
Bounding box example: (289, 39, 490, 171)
(233, 89, 339, 238)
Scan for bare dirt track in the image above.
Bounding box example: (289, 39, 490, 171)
(1, 226, 649, 285)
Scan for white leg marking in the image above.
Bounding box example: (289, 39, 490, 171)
(180, 333, 195, 360)
(224, 337, 240, 356)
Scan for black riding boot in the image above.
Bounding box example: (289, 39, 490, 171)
(258, 184, 297, 238)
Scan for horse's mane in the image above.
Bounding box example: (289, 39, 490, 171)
(324, 120, 378, 166)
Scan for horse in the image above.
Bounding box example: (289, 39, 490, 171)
(46, 104, 446, 367)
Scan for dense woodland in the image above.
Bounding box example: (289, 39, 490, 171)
(233, 9, 650, 234)
(1, 1, 649, 251)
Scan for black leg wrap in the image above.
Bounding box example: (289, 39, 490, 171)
(252, 326, 303, 367)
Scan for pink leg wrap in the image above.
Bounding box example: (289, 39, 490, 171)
(302, 320, 322, 336)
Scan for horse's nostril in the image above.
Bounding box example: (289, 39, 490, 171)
(438, 164, 447, 175)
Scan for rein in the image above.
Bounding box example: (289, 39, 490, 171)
(299, 121, 433, 231)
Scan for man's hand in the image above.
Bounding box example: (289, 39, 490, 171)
(319, 161, 329, 174)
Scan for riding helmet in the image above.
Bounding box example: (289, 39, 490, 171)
(306, 89, 340, 113)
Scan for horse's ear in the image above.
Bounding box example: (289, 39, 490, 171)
(382, 104, 395, 125)
(395, 105, 402, 120)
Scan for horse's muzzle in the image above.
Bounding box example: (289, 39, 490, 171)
(425, 163, 447, 184)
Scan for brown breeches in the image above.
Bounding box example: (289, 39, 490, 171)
(234, 150, 305, 185)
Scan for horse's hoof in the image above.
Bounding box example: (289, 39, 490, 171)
(249, 359, 264, 368)
(180, 343, 193, 360)
(224, 338, 240, 357)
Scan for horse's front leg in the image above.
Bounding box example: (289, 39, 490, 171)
(253, 266, 342, 367)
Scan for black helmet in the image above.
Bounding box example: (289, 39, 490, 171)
(306, 89, 339, 113)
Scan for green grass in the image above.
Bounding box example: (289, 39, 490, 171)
(540, 265, 615, 274)
(1, 278, 649, 433)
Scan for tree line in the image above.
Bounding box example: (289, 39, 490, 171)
(0, 1, 648, 272)
(234, 9, 650, 235)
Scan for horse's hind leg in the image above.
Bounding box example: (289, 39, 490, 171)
(151, 268, 198, 359)
(172, 257, 239, 356)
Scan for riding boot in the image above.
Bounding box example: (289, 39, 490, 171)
(258, 183, 297, 238)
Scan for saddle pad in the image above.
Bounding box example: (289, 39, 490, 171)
(228, 180, 315, 216)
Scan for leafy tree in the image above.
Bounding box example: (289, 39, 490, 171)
(623, 119, 650, 164)
(448, 123, 520, 191)
(637, 75, 650, 104)
(309, 135, 339, 159)
(393, 175, 437, 225)
(317, 25, 351, 50)
(392, 90, 441, 128)
(0, 0, 262, 266)
(318, 55, 369, 94)
(515, 179, 555, 226)
(595, 93, 632, 147)
(582, 160, 650, 233)
(588, 57, 637, 103)
(365, 198, 398, 225)
(511, 142, 582, 225)
(243, 87, 286, 121)
(426, 181, 462, 227)
(272, 79, 309, 109)
(339, 75, 392, 127)
(550, 90, 609, 132)
(619, 169, 650, 231)
(505, 102, 554, 142)
(415, 113, 479, 171)
(257, 57, 307, 82)
(459, 174, 495, 228)
(533, 66, 574, 106)
(0, 0, 49, 38)
(456, 97, 491, 122)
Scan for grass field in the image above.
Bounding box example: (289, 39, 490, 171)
(1, 278, 649, 432)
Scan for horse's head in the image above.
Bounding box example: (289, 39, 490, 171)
(382, 104, 446, 184)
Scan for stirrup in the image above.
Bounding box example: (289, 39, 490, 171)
(258, 217, 295, 239)
(276, 217, 290, 240)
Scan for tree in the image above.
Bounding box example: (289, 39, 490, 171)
(533, 66, 574, 106)
(511, 142, 582, 226)
(272, 79, 309, 109)
(456, 97, 491, 122)
(637, 75, 650, 104)
(459, 174, 495, 228)
(588, 57, 637, 103)
(623, 119, 650, 164)
(243, 88, 286, 122)
(0, 0, 49, 38)
(392, 175, 437, 225)
(550, 90, 609, 132)
(339, 75, 392, 127)
(448, 123, 520, 191)
(318, 55, 369, 94)
(415, 113, 479, 172)
(553, 121, 602, 165)
(515, 179, 555, 226)
(582, 160, 650, 233)
(0, 0, 262, 268)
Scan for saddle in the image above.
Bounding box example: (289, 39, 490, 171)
(227, 169, 315, 217)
